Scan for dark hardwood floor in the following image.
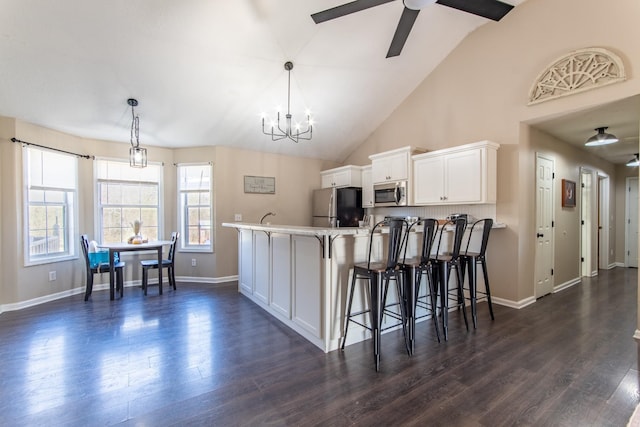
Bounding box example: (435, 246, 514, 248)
(1, 267, 638, 426)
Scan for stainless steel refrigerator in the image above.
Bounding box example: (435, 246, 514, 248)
(312, 187, 364, 228)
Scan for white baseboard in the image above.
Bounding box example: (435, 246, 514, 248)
(175, 275, 238, 284)
(491, 296, 536, 309)
(554, 277, 581, 293)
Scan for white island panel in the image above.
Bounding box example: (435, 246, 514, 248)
(254, 232, 270, 304)
(271, 233, 291, 318)
(292, 235, 322, 338)
(239, 229, 253, 295)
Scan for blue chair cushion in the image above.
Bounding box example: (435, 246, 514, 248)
(91, 261, 125, 273)
(140, 259, 172, 268)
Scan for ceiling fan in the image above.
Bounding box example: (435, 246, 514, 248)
(311, 0, 515, 58)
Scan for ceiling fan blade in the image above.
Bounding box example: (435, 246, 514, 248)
(311, 0, 396, 24)
(436, 0, 514, 21)
(386, 7, 420, 58)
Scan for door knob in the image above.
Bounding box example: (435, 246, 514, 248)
(536, 233, 544, 238)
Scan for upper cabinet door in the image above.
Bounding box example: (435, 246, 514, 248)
(371, 151, 409, 183)
(413, 155, 445, 204)
(320, 166, 362, 188)
(444, 148, 483, 203)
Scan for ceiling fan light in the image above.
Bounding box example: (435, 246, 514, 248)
(627, 154, 640, 167)
(584, 126, 618, 146)
(403, 0, 437, 11)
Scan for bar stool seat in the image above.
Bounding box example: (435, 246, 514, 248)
(342, 218, 409, 371)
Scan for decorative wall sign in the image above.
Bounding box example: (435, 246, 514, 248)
(528, 47, 626, 105)
(562, 179, 576, 208)
(244, 175, 276, 194)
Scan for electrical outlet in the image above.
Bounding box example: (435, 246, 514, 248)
(234, 213, 242, 221)
(49, 271, 56, 281)
(192, 259, 197, 267)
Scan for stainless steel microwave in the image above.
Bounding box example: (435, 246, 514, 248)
(373, 181, 408, 207)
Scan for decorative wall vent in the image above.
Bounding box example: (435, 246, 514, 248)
(528, 47, 626, 105)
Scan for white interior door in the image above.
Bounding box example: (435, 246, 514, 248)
(581, 169, 593, 277)
(626, 177, 639, 268)
(598, 175, 610, 270)
(535, 154, 554, 297)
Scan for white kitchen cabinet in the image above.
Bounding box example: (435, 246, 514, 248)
(370, 147, 412, 184)
(361, 165, 374, 207)
(320, 165, 362, 188)
(413, 140, 499, 205)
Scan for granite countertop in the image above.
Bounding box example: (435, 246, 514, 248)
(221, 222, 371, 236)
(222, 221, 506, 237)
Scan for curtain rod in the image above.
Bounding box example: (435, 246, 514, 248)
(10, 137, 93, 159)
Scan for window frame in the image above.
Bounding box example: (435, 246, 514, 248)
(23, 146, 79, 266)
(177, 163, 213, 253)
(94, 157, 164, 245)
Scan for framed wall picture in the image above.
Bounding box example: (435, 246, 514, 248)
(562, 179, 576, 207)
(244, 175, 276, 194)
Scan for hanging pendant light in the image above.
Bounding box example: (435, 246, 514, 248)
(128, 98, 147, 168)
(584, 126, 618, 146)
(261, 61, 313, 143)
(626, 153, 639, 167)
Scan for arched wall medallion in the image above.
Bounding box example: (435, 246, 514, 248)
(528, 47, 626, 105)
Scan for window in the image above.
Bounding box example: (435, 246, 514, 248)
(24, 146, 78, 265)
(177, 163, 212, 252)
(96, 159, 162, 244)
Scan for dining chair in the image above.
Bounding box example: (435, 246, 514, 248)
(80, 234, 125, 301)
(140, 232, 179, 295)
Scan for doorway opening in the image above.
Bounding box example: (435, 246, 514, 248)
(580, 168, 595, 277)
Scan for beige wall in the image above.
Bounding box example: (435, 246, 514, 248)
(0, 120, 337, 308)
(344, 0, 640, 304)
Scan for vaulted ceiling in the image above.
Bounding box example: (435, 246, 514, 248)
(0, 0, 636, 164)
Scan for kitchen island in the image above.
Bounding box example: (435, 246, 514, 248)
(222, 222, 390, 353)
(222, 221, 504, 353)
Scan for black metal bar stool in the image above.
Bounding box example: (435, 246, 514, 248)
(401, 218, 441, 354)
(341, 218, 409, 371)
(461, 218, 495, 328)
(430, 218, 468, 341)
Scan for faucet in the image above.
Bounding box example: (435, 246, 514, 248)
(260, 212, 276, 224)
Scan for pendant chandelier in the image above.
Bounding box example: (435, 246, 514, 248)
(128, 98, 147, 168)
(584, 126, 618, 147)
(261, 61, 313, 143)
